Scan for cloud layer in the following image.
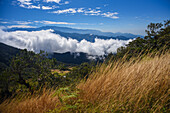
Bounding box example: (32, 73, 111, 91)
(0, 29, 132, 56)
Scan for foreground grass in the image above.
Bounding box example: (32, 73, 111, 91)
(0, 53, 169, 113)
(78, 53, 170, 112)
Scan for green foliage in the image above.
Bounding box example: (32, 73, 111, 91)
(67, 62, 95, 81)
(0, 49, 56, 100)
(48, 87, 82, 113)
(51, 62, 95, 88)
(109, 20, 170, 61)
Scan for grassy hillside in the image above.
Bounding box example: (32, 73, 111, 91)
(0, 20, 169, 113)
(0, 53, 169, 113)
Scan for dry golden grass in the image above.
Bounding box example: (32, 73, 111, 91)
(78, 53, 170, 112)
(0, 89, 59, 113)
(0, 53, 169, 113)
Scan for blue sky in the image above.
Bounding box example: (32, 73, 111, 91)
(0, 0, 170, 35)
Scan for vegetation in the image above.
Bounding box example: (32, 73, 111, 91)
(0, 20, 169, 112)
(0, 51, 169, 113)
(110, 20, 170, 60)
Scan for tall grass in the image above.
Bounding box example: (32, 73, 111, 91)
(0, 53, 169, 112)
(78, 53, 170, 112)
(0, 89, 59, 113)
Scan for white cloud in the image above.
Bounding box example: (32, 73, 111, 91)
(44, 0, 61, 4)
(17, 0, 66, 10)
(7, 25, 36, 28)
(0, 29, 132, 56)
(64, 1, 69, 4)
(52, 8, 77, 14)
(50, 8, 119, 19)
(16, 0, 118, 19)
(0, 22, 9, 24)
(17, 0, 32, 5)
(42, 21, 76, 25)
(77, 8, 84, 13)
(34, 20, 76, 25)
(85, 9, 101, 14)
(15, 21, 32, 25)
(101, 12, 119, 19)
(19, 4, 41, 9)
(42, 6, 53, 10)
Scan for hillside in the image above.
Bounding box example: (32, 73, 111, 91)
(0, 43, 20, 71)
(0, 52, 169, 113)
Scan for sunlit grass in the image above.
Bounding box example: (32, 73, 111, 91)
(0, 53, 169, 113)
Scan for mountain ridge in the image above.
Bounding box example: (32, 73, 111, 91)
(4, 26, 143, 39)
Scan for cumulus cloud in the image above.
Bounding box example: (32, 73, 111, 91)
(0, 29, 132, 56)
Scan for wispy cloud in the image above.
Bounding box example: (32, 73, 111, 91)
(34, 20, 76, 25)
(0, 22, 9, 24)
(64, 1, 69, 4)
(19, 4, 41, 9)
(44, 0, 61, 4)
(52, 8, 77, 14)
(84, 9, 101, 15)
(101, 12, 119, 19)
(41, 21, 76, 25)
(50, 7, 119, 19)
(17, 0, 68, 10)
(15, 21, 32, 25)
(7, 25, 36, 28)
(42, 6, 53, 10)
(15, 1, 118, 19)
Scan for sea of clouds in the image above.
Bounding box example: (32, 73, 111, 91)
(0, 29, 133, 56)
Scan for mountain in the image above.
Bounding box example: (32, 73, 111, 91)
(0, 42, 20, 71)
(4, 26, 142, 39)
(52, 30, 131, 42)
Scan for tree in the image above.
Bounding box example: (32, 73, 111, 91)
(5, 49, 54, 94)
(109, 20, 170, 60)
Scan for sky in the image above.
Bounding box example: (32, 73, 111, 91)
(0, 0, 170, 35)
